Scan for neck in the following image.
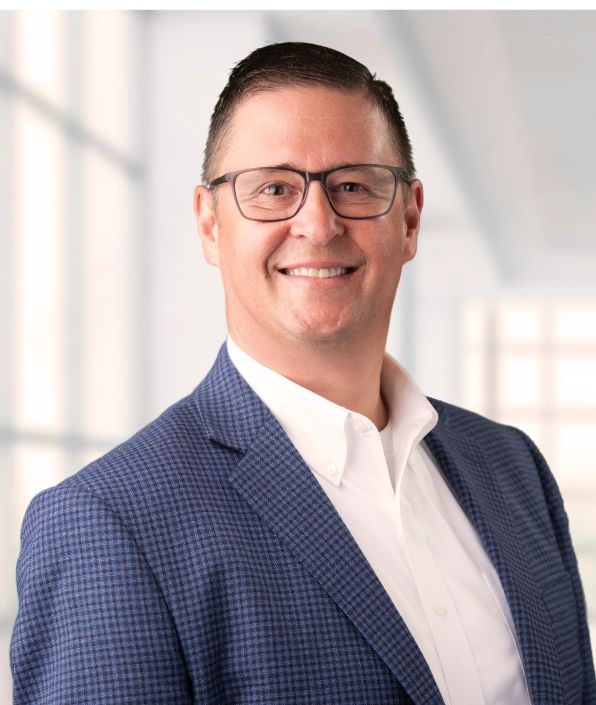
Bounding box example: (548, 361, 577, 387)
(230, 331, 389, 430)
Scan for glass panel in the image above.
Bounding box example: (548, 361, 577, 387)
(13, 443, 66, 521)
(554, 305, 596, 343)
(0, 633, 12, 705)
(566, 491, 596, 550)
(497, 354, 541, 407)
(0, 12, 14, 73)
(564, 492, 596, 621)
(15, 10, 65, 110)
(0, 88, 13, 429)
(14, 105, 66, 432)
(554, 356, 596, 407)
(81, 149, 135, 438)
(497, 304, 542, 344)
(552, 421, 596, 488)
(82, 11, 137, 157)
(463, 302, 487, 346)
(0, 446, 15, 617)
(462, 350, 487, 413)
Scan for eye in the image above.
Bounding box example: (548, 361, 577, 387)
(262, 183, 288, 196)
(336, 182, 367, 193)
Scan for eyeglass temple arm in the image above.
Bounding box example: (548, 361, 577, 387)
(207, 174, 230, 189)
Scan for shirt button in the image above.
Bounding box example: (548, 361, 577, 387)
(327, 464, 338, 476)
(433, 603, 448, 617)
(351, 419, 365, 433)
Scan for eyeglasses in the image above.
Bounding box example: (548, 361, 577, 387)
(207, 164, 412, 222)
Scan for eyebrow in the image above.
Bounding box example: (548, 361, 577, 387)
(269, 162, 302, 170)
(264, 162, 367, 172)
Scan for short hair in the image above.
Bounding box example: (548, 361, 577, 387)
(202, 42, 416, 183)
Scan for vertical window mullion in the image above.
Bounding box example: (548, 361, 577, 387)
(64, 11, 85, 474)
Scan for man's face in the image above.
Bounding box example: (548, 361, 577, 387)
(195, 86, 422, 356)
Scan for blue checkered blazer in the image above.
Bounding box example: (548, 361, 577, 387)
(11, 345, 596, 704)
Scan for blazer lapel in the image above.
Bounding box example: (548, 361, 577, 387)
(195, 346, 444, 705)
(230, 419, 444, 705)
(425, 399, 565, 705)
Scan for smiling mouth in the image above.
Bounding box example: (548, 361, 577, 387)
(279, 266, 358, 279)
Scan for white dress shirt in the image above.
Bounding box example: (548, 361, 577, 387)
(227, 337, 531, 705)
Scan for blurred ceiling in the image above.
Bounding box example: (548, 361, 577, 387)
(266, 11, 596, 291)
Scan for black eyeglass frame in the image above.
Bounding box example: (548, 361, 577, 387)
(207, 163, 413, 222)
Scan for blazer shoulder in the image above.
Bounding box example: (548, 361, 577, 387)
(427, 396, 545, 473)
(50, 388, 231, 521)
(12, 470, 193, 705)
(428, 396, 523, 440)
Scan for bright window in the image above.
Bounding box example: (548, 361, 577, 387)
(463, 301, 596, 636)
(0, 12, 145, 702)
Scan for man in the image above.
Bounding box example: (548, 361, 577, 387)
(11, 42, 595, 705)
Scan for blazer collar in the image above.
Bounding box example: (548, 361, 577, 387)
(193, 343, 273, 452)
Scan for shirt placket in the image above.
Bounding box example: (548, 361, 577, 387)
(399, 466, 486, 705)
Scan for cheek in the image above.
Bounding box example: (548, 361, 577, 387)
(375, 239, 404, 293)
(367, 228, 401, 266)
(218, 225, 282, 284)
(251, 227, 291, 273)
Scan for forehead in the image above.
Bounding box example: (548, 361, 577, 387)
(218, 86, 397, 173)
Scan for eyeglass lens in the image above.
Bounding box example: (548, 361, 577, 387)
(233, 166, 396, 221)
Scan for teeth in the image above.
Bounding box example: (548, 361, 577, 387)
(286, 267, 349, 278)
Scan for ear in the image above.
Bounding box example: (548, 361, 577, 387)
(402, 179, 423, 264)
(194, 184, 220, 268)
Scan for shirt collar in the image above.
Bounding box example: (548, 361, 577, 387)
(226, 336, 437, 488)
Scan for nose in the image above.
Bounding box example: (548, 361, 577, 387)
(288, 180, 345, 245)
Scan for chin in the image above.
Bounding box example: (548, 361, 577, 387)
(285, 318, 356, 345)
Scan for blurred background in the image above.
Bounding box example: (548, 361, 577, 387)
(1, 9, 595, 702)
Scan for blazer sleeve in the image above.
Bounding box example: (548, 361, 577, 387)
(10, 484, 193, 705)
(515, 428, 596, 704)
